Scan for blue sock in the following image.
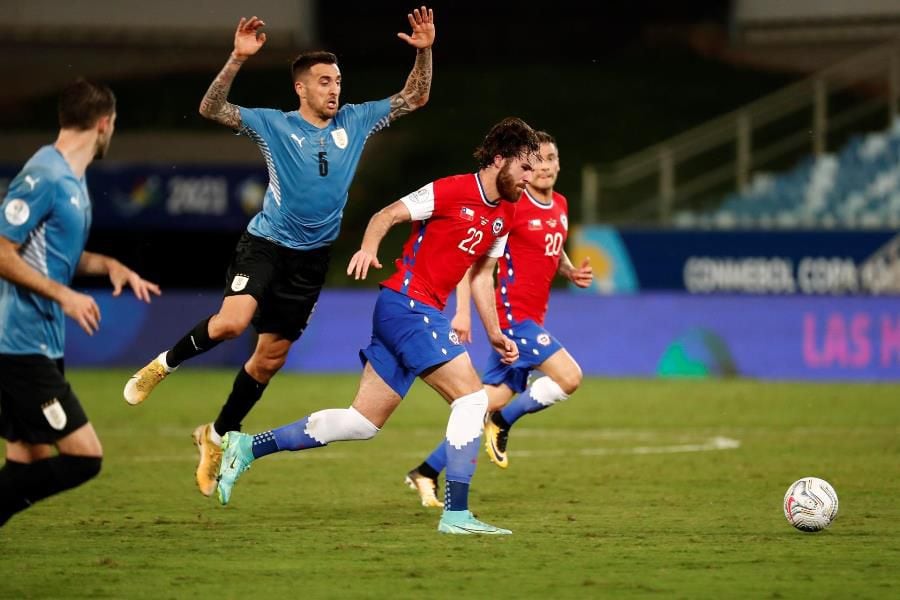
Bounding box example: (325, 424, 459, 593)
(445, 480, 469, 512)
(251, 430, 279, 458)
(499, 386, 549, 428)
(249, 416, 327, 459)
(423, 440, 448, 474)
(445, 437, 479, 511)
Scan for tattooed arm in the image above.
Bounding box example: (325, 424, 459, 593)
(199, 16, 268, 129)
(389, 6, 435, 122)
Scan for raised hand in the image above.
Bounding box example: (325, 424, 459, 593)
(397, 6, 435, 49)
(233, 16, 267, 59)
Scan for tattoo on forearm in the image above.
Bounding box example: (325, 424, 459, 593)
(199, 56, 244, 129)
(390, 48, 432, 121)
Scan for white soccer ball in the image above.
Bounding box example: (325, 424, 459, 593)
(783, 477, 839, 532)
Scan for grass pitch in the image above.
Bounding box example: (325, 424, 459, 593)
(2, 370, 899, 599)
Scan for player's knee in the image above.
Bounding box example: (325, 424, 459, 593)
(530, 375, 571, 406)
(306, 407, 380, 443)
(249, 356, 286, 381)
(209, 315, 250, 340)
(556, 366, 583, 396)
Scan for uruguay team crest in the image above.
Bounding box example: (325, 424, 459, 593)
(231, 274, 250, 292)
(41, 398, 67, 431)
(331, 128, 348, 149)
(492, 217, 504, 235)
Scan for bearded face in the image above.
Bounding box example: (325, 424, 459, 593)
(496, 157, 532, 201)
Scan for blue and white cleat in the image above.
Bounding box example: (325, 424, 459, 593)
(437, 510, 512, 535)
(216, 431, 254, 506)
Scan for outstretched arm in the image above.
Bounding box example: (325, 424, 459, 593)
(199, 16, 267, 129)
(78, 251, 161, 303)
(347, 200, 413, 280)
(389, 6, 435, 122)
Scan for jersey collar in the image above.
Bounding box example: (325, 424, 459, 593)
(525, 188, 554, 209)
(475, 173, 501, 208)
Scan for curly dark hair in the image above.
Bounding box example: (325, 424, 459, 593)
(473, 117, 541, 169)
(57, 78, 116, 130)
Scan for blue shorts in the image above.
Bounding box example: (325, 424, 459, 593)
(482, 320, 564, 393)
(360, 288, 467, 396)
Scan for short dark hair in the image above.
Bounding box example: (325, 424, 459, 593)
(473, 117, 541, 169)
(291, 51, 339, 81)
(535, 130, 556, 146)
(57, 78, 116, 130)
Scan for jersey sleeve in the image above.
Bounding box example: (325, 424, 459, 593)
(399, 182, 435, 221)
(486, 233, 509, 258)
(341, 98, 392, 139)
(237, 106, 278, 139)
(0, 168, 55, 244)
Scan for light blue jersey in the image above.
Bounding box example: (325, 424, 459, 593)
(0, 146, 92, 358)
(239, 99, 391, 250)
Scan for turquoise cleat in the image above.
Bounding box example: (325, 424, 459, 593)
(437, 510, 512, 535)
(216, 431, 254, 506)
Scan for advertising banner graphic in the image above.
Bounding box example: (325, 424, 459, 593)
(64, 290, 900, 381)
(1, 163, 267, 231)
(571, 226, 900, 295)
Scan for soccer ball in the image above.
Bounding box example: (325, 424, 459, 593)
(783, 477, 839, 532)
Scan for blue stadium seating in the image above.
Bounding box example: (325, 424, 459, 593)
(676, 118, 900, 229)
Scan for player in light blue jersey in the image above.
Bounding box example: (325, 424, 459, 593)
(0, 79, 160, 527)
(124, 8, 436, 497)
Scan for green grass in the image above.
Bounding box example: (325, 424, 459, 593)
(2, 371, 899, 599)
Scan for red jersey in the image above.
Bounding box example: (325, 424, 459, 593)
(382, 174, 516, 311)
(496, 189, 569, 328)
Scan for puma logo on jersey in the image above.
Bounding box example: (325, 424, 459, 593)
(291, 134, 305, 148)
(70, 196, 80, 208)
(24, 175, 40, 190)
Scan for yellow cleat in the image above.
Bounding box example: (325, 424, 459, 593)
(192, 423, 223, 497)
(483, 412, 509, 469)
(404, 469, 443, 508)
(124, 352, 173, 406)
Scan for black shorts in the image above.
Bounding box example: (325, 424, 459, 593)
(0, 354, 88, 444)
(223, 232, 331, 342)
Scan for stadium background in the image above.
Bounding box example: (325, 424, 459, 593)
(2, 1, 900, 381)
(3, 2, 900, 598)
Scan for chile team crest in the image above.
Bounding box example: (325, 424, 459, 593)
(492, 217, 504, 235)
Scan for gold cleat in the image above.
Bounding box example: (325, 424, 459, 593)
(483, 412, 509, 469)
(124, 353, 172, 406)
(192, 423, 223, 497)
(404, 469, 443, 508)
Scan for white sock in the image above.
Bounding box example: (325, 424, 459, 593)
(208, 424, 223, 446)
(157, 351, 176, 372)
